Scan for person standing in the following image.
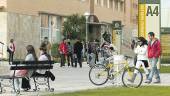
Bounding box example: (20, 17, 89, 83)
(128, 37, 150, 83)
(67, 41, 74, 67)
(74, 39, 83, 68)
(58, 39, 68, 67)
(8, 39, 15, 64)
(145, 32, 161, 83)
(41, 37, 51, 54)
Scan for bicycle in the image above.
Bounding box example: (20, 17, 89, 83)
(89, 55, 143, 88)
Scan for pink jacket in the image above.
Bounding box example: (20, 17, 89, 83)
(148, 39, 161, 58)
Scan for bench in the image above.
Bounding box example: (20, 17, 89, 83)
(0, 60, 55, 94)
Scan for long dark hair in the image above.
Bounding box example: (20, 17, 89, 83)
(138, 37, 148, 46)
(26, 45, 38, 61)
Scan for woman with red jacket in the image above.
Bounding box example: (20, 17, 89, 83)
(145, 32, 161, 83)
(58, 39, 68, 67)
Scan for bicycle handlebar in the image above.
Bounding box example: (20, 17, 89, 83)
(124, 55, 133, 60)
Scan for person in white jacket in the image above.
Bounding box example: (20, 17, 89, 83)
(129, 37, 150, 82)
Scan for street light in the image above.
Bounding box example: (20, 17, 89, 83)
(84, 12, 90, 45)
(84, 12, 90, 61)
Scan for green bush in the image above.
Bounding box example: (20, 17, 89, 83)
(51, 43, 59, 58)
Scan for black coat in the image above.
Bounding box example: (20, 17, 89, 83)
(74, 41, 83, 54)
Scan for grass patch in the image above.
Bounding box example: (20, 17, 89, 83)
(160, 65, 170, 73)
(48, 86, 170, 96)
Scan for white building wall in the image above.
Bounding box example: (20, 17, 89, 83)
(0, 12, 7, 58)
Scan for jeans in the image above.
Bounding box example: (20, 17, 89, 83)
(14, 78, 20, 91)
(148, 58, 160, 81)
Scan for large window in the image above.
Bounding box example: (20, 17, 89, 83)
(95, 0, 101, 6)
(109, 0, 113, 9)
(120, 1, 124, 12)
(40, 14, 49, 41)
(114, 0, 118, 11)
(40, 14, 62, 43)
(103, 0, 108, 7)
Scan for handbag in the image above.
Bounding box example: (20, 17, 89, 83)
(7, 47, 11, 53)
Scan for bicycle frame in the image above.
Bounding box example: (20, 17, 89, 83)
(105, 56, 134, 79)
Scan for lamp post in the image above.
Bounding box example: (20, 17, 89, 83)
(84, 12, 90, 61)
(84, 12, 90, 45)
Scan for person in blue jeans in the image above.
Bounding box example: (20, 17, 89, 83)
(145, 32, 161, 83)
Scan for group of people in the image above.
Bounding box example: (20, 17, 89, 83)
(6, 31, 162, 90)
(8, 37, 55, 92)
(129, 32, 161, 83)
(58, 38, 83, 68)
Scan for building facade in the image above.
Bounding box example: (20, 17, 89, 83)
(0, 0, 138, 59)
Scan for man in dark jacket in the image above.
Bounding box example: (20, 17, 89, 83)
(74, 39, 83, 68)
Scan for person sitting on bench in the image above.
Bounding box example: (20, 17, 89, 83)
(12, 45, 37, 92)
(32, 45, 55, 81)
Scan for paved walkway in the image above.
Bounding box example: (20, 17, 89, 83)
(0, 61, 170, 96)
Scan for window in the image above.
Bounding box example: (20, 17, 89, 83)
(96, 0, 101, 6)
(109, 0, 113, 9)
(120, 1, 124, 12)
(40, 14, 49, 41)
(41, 14, 49, 27)
(114, 0, 118, 11)
(103, 0, 108, 7)
(124, 0, 126, 13)
(40, 14, 62, 43)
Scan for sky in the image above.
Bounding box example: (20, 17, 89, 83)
(161, 0, 170, 27)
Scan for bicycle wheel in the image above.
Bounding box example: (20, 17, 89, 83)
(122, 67, 143, 88)
(89, 64, 109, 85)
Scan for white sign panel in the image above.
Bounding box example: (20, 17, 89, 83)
(146, 4, 160, 39)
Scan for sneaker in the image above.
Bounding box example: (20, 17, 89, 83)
(144, 79, 151, 84)
(153, 80, 161, 83)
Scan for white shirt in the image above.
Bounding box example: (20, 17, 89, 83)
(134, 45, 148, 60)
(39, 54, 48, 61)
(38, 54, 49, 74)
(25, 54, 35, 61)
(25, 54, 35, 77)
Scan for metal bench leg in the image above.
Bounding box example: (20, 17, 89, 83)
(47, 78, 54, 92)
(33, 77, 38, 91)
(0, 82, 2, 94)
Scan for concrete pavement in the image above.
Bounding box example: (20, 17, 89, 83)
(0, 61, 170, 96)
